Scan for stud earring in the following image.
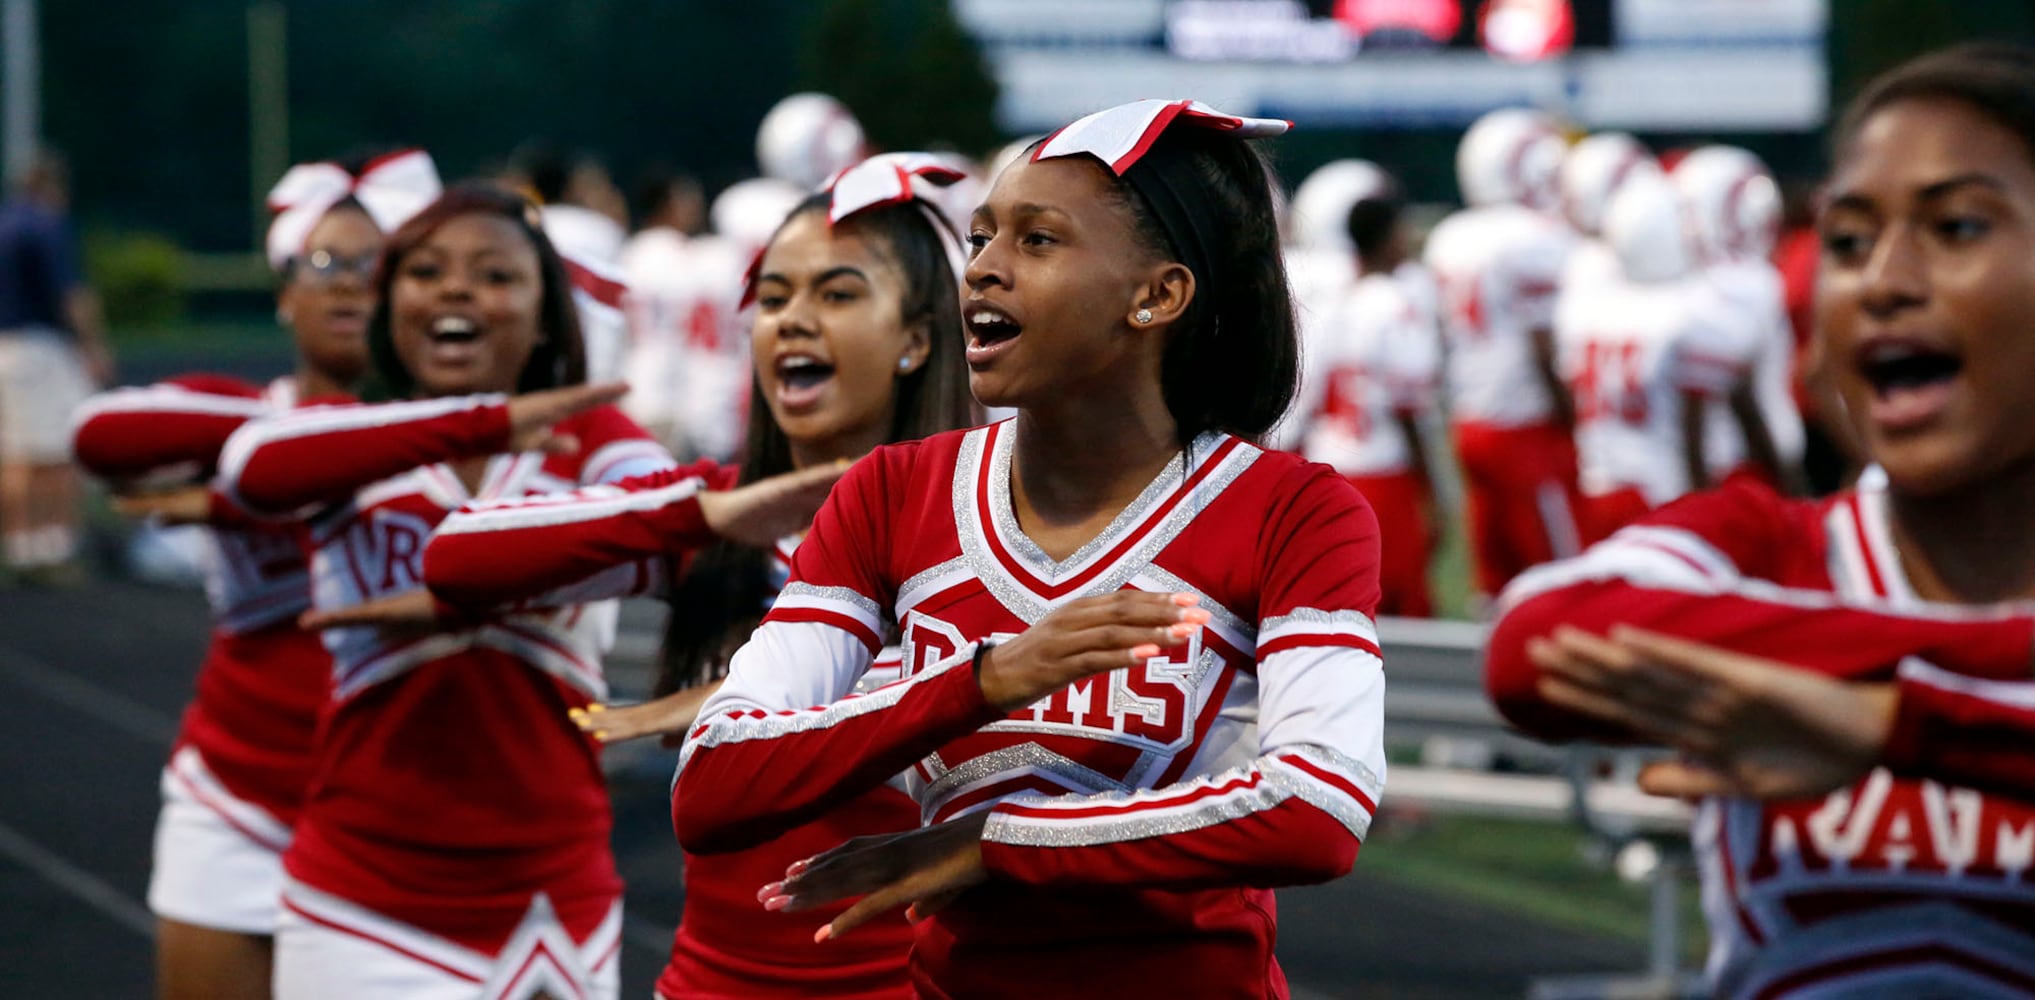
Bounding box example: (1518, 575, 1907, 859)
(898, 357, 913, 373)
(1135, 308, 1153, 325)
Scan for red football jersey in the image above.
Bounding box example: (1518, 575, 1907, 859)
(674, 421, 1388, 998)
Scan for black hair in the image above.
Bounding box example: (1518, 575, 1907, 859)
(1104, 128, 1300, 445)
(1838, 43, 2035, 164)
(363, 184, 586, 401)
(1346, 188, 1406, 265)
(512, 140, 571, 204)
(655, 191, 977, 693)
(630, 166, 704, 231)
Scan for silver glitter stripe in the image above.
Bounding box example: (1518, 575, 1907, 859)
(777, 582, 885, 621)
(920, 743, 1128, 816)
(979, 752, 1377, 849)
(1055, 444, 1262, 610)
(985, 426, 1221, 582)
(1282, 742, 1385, 803)
(1260, 606, 1378, 640)
(981, 765, 1293, 847)
(1136, 565, 1253, 645)
(953, 431, 1262, 629)
(678, 641, 976, 769)
(963, 442, 1265, 625)
(1267, 759, 1376, 840)
(896, 556, 973, 616)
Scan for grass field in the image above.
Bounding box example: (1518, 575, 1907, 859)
(1362, 812, 1708, 962)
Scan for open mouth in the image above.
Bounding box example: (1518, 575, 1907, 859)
(429, 315, 481, 344)
(1856, 338, 1963, 432)
(965, 303, 1022, 364)
(773, 354, 836, 410)
(1860, 341, 1961, 395)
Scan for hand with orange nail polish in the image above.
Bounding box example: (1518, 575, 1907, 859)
(973, 590, 1207, 712)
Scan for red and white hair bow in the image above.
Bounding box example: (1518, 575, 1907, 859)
(1033, 99, 1289, 176)
(740, 152, 972, 307)
(265, 148, 443, 271)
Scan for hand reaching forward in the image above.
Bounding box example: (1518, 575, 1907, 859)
(111, 486, 214, 526)
(1531, 625, 1896, 801)
(298, 589, 444, 638)
(762, 811, 992, 943)
(975, 590, 1210, 712)
(568, 682, 722, 748)
(697, 462, 850, 548)
(504, 381, 630, 454)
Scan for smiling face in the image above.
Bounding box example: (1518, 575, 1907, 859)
(1817, 97, 2035, 496)
(962, 155, 1182, 410)
(279, 204, 382, 387)
(386, 213, 546, 397)
(750, 210, 928, 464)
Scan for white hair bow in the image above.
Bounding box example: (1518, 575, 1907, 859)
(264, 148, 443, 271)
(740, 152, 972, 307)
(1034, 99, 1289, 176)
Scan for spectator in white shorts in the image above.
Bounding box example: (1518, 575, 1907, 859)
(0, 150, 112, 579)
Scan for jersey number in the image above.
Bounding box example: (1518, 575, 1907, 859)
(1574, 340, 1648, 426)
(1320, 364, 1374, 442)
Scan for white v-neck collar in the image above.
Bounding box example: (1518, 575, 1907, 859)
(951, 420, 1261, 621)
(985, 421, 1218, 585)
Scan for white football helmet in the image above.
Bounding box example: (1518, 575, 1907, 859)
(986, 135, 1045, 186)
(1456, 108, 1566, 211)
(710, 177, 806, 256)
(1560, 132, 1661, 237)
(756, 93, 867, 191)
(1603, 175, 1692, 284)
(1289, 159, 1394, 252)
(1672, 145, 1780, 264)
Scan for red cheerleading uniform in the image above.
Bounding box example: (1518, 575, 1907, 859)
(217, 393, 674, 987)
(672, 422, 1388, 999)
(424, 473, 919, 998)
(72, 376, 331, 851)
(1486, 477, 2035, 998)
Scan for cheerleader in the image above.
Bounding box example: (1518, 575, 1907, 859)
(671, 100, 1387, 997)
(1487, 44, 2035, 997)
(69, 150, 439, 1000)
(214, 185, 705, 999)
(325, 154, 981, 998)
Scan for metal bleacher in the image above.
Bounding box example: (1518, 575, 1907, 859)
(1375, 616, 1705, 1000)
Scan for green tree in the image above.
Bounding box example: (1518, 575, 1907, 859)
(797, 0, 1002, 156)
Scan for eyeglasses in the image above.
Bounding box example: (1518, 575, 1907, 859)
(294, 249, 379, 285)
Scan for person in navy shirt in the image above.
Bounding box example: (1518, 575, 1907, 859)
(0, 150, 111, 580)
